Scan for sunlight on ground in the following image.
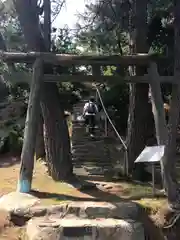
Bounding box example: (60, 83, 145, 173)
(0, 159, 166, 212)
(0, 159, 167, 239)
(0, 227, 25, 240)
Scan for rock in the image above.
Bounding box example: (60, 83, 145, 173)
(13, 201, 139, 220)
(62, 201, 139, 220)
(26, 217, 145, 240)
(0, 210, 10, 230)
(0, 192, 40, 215)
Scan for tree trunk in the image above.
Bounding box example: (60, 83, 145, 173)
(127, 0, 155, 179)
(41, 83, 73, 180)
(148, 63, 168, 189)
(44, 0, 51, 50)
(14, 0, 74, 181)
(127, 84, 154, 177)
(18, 59, 43, 192)
(163, 85, 180, 207)
(35, 0, 51, 161)
(152, 0, 180, 209)
(35, 113, 45, 159)
(161, 0, 180, 209)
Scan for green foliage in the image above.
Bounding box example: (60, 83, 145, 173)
(0, 117, 25, 154)
(53, 27, 93, 111)
(99, 83, 129, 134)
(73, 0, 174, 135)
(147, 13, 174, 55)
(75, 1, 132, 132)
(53, 27, 80, 54)
(147, 1, 174, 90)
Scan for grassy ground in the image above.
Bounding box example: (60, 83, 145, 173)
(0, 155, 166, 239)
(0, 157, 166, 207)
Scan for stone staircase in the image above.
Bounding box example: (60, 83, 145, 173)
(71, 100, 123, 176)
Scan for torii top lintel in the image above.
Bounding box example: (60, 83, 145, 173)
(0, 51, 167, 66)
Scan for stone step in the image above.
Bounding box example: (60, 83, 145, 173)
(72, 142, 103, 147)
(27, 217, 144, 240)
(72, 158, 112, 162)
(71, 147, 106, 152)
(72, 157, 112, 162)
(71, 100, 118, 174)
(73, 102, 85, 110)
(10, 200, 141, 220)
(73, 162, 112, 167)
(72, 157, 111, 164)
(72, 154, 107, 159)
(72, 153, 108, 159)
(72, 134, 104, 139)
(72, 130, 102, 134)
(72, 156, 112, 161)
(73, 105, 85, 107)
(72, 150, 107, 155)
(72, 162, 112, 167)
(72, 159, 109, 164)
(72, 126, 86, 129)
(72, 135, 103, 140)
(73, 103, 85, 107)
(72, 112, 83, 115)
(72, 132, 103, 136)
(74, 167, 112, 174)
(72, 143, 105, 149)
(73, 103, 86, 107)
(72, 132, 103, 135)
(72, 160, 112, 167)
(72, 124, 101, 128)
(72, 145, 106, 149)
(73, 142, 107, 147)
(26, 201, 145, 240)
(72, 139, 102, 144)
(72, 129, 102, 134)
(72, 112, 83, 116)
(72, 141, 104, 146)
(72, 131, 102, 135)
(72, 138, 106, 143)
(75, 169, 113, 175)
(72, 111, 83, 115)
(72, 144, 107, 149)
(73, 166, 113, 170)
(73, 106, 84, 109)
(72, 144, 106, 149)
(72, 130, 103, 134)
(72, 156, 111, 160)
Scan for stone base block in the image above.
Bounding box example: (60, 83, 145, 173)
(27, 217, 144, 240)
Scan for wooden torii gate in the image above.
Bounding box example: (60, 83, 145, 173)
(0, 51, 173, 193)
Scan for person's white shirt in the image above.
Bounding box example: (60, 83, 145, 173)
(83, 101, 98, 116)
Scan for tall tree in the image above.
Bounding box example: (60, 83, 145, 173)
(126, 0, 155, 178)
(162, 0, 180, 209)
(35, 0, 51, 160)
(149, 0, 180, 210)
(13, 0, 74, 181)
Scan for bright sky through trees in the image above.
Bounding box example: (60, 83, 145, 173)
(53, 0, 87, 28)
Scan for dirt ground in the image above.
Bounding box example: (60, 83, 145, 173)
(0, 154, 167, 239)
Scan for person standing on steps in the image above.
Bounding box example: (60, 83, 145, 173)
(82, 96, 99, 137)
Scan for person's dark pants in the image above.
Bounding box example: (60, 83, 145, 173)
(84, 115, 95, 134)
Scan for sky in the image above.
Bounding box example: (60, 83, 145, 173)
(53, 0, 88, 29)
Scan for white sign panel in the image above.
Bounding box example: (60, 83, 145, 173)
(135, 145, 165, 163)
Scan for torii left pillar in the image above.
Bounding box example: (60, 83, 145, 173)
(17, 58, 43, 193)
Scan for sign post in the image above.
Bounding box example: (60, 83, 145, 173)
(135, 145, 165, 196)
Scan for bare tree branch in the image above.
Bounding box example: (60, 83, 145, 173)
(51, 0, 66, 22)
